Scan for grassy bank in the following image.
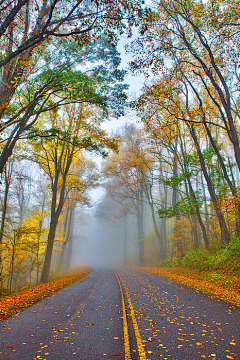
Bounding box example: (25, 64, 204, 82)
(0, 267, 91, 322)
(136, 238, 240, 307)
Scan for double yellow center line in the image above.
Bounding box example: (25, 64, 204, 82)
(115, 272, 148, 360)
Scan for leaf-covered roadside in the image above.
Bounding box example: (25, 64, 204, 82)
(0, 268, 90, 322)
(135, 266, 240, 308)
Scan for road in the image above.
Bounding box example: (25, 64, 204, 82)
(0, 268, 239, 359)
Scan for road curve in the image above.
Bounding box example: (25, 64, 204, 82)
(0, 268, 239, 360)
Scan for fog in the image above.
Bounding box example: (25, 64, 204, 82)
(69, 29, 146, 269)
(71, 198, 138, 268)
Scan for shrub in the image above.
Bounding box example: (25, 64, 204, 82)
(170, 237, 240, 273)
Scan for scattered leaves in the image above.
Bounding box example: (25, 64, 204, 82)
(0, 268, 90, 322)
(135, 266, 240, 307)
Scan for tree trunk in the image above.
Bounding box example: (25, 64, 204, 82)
(158, 158, 168, 256)
(0, 163, 12, 291)
(202, 121, 240, 236)
(137, 185, 144, 264)
(183, 176, 200, 250)
(172, 145, 183, 255)
(40, 214, 58, 283)
(59, 206, 70, 271)
(0, 178, 10, 245)
(147, 192, 166, 259)
(66, 207, 74, 271)
(123, 215, 127, 264)
(187, 177, 209, 249)
(9, 233, 16, 293)
(40, 146, 73, 282)
(190, 126, 230, 243)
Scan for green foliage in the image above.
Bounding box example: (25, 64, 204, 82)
(184, 143, 223, 167)
(174, 237, 240, 273)
(158, 192, 202, 218)
(226, 237, 240, 256)
(183, 144, 233, 199)
(184, 152, 199, 167)
(28, 127, 119, 158)
(202, 145, 218, 164)
(36, 36, 129, 117)
(164, 171, 193, 187)
(176, 249, 221, 271)
(9, 34, 129, 133)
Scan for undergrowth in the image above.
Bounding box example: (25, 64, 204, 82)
(165, 238, 240, 291)
(173, 237, 240, 275)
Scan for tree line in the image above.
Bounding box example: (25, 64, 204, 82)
(0, 0, 144, 292)
(101, 0, 240, 264)
(1, 0, 240, 292)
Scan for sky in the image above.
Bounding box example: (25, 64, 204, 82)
(87, 31, 147, 204)
(101, 31, 146, 132)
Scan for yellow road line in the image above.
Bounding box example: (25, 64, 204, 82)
(116, 272, 148, 360)
(115, 272, 132, 360)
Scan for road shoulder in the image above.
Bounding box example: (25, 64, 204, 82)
(132, 266, 240, 307)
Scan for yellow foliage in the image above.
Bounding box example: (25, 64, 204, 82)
(1, 209, 49, 287)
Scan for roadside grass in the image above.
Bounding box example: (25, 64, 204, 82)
(0, 268, 91, 322)
(135, 238, 240, 307)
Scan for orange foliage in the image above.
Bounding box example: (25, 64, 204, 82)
(217, 194, 240, 214)
(0, 268, 90, 322)
(136, 267, 240, 307)
(171, 218, 193, 256)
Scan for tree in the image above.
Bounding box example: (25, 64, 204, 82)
(1, 210, 48, 292)
(30, 104, 118, 282)
(134, 71, 234, 246)
(130, 0, 240, 169)
(103, 124, 167, 262)
(0, 0, 144, 69)
(0, 34, 128, 173)
(58, 156, 98, 272)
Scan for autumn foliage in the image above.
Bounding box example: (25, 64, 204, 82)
(1, 0, 240, 293)
(0, 268, 90, 322)
(136, 266, 240, 307)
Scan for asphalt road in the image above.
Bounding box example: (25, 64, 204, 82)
(0, 268, 239, 360)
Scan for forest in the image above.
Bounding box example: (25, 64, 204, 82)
(0, 0, 240, 296)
